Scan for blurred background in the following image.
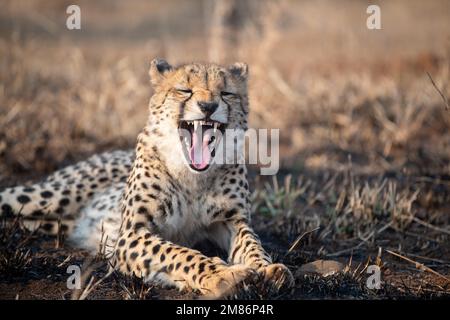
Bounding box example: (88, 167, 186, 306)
(0, 0, 449, 179)
(0, 0, 449, 299)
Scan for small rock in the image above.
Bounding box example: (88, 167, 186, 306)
(297, 260, 345, 277)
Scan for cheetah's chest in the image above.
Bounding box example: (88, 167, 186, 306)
(158, 192, 212, 246)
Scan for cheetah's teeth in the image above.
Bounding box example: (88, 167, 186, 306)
(194, 121, 199, 131)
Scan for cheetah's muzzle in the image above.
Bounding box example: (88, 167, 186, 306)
(178, 120, 226, 172)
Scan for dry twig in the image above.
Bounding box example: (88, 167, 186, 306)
(386, 250, 450, 284)
(285, 227, 320, 256)
(426, 71, 449, 111)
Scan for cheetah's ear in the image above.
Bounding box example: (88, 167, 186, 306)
(149, 58, 173, 86)
(228, 62, 248, 81)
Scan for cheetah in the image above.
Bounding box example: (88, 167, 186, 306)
(0, 59, 294, 298)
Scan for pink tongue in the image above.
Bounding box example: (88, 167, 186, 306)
(189, 129, 212, 170)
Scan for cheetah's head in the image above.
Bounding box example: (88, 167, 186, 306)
(147, 59, 249, 174)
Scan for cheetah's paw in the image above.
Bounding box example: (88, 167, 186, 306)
(258, 263, 294, 290)
(200, 264, 257, 299)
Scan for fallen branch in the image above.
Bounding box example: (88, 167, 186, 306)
(385, 249, 450, 284)
(285, 227, 320, 256)
(77, 269, 114, 300)
(412, 216, 450, 236)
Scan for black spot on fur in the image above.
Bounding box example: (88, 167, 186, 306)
(59, 198, 70, 206)
(17, 195, 31, 204)
(130, 252, 138, 261)
(240, 229, 253, 238)
(231, 244, 242, 261)
(152, 184, 161, 192)
(225, 208, 238, 219)
(164, 199, 173, 213)
(137, 206, 148, 215)
(126, 220, 132, 230)
(134, 222, 145, 230)
(40, 191, 53, 198)
(129, 240, 138, 248)
(152, 244, 161, 255)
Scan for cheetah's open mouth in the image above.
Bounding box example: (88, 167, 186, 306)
(178, 120, 226, 172)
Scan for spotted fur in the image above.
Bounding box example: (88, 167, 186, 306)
(0, 59, 293, 298)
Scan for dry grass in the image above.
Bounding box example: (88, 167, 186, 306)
(0, 217, 33, 276)
(252, 174, 422, 236)
(0, 0, 449, 299)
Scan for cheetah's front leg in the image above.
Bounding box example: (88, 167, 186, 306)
(114, 229, 256, 299)
(226, 218, 294, 290)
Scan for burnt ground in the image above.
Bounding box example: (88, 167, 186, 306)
(0, 217, 448, 300)
(0, 172, 449, 300)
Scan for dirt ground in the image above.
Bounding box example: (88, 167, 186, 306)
(0, 0, 449, 299)
(1, 172, 449, 300)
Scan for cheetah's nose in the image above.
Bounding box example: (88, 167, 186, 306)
(198, 102, 218, 118)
